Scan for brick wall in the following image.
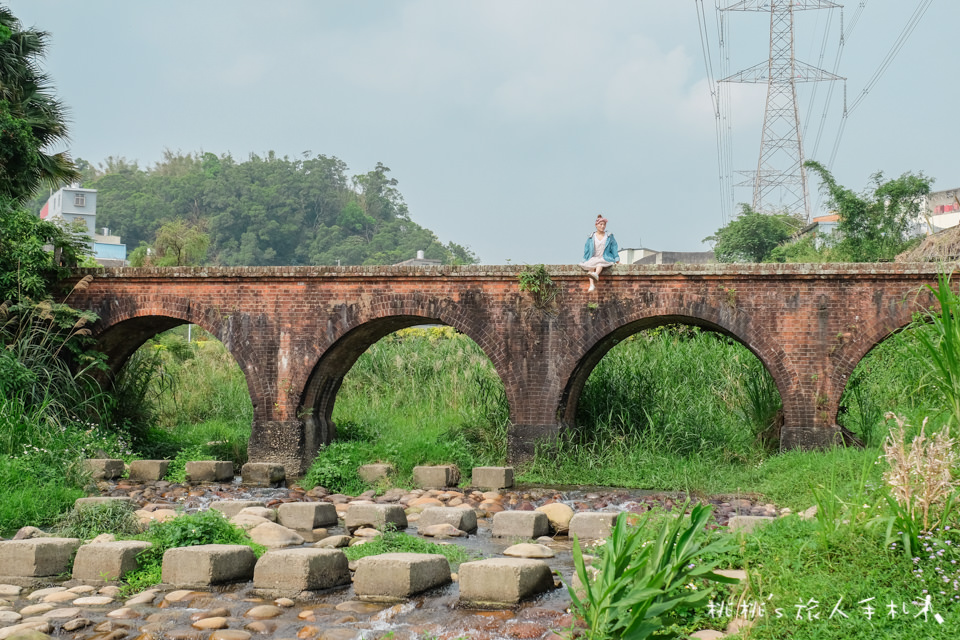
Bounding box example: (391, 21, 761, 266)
(65, 263, 947, 475)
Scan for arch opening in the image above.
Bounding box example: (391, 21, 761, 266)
(104, 319, 253, 472)
(557, 319, 783, 475)
(300, 318, 508, 493)
(838, 322, 947, 448)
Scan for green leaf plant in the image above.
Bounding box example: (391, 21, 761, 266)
(564, 503, 737, 640)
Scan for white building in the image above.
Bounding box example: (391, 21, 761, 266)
(39, 186, 126, 266)
(923, 187, 960, 233)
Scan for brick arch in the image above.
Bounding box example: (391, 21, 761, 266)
(556, 305, 792, 433)
(296, 293, 511, 463)
(87, 298, 264, 417)
(828, 293, 933, 425)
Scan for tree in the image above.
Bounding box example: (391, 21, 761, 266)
(129, 219, 209, 267)
(0, 196, 88, 302)
(0, 7, 80, 201)
(805, 160, 932, 262)
(704, 205, 804, 263)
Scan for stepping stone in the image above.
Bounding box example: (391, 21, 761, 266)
(185, 461, 234, 483)
(568, 512, 619, 540)
(357, 463, 393, 484)
(536, 503, 574, 533)
(353, 553, 451, 602)
(471, 466, 514, 490)
(491, 511, 549, 539)
(0, 538, 81, 577)
(458, 558, 556, 607)
(253, 548, 350, 595)
(727, 516, 775, 534)
(416, 507, 477, 533)
(73, 541, 153, 582)
(240, 462, 285, 487)
(161, 544, 256, 587)
(412, 465, 459, 489)
(73, 496, 137, 510)
(83, 459, 124, 480)
(343, 504, 407, 533)
(209, 500, 267, 518)
(128, 460, 170, 482)
(277, 502, 338, 530)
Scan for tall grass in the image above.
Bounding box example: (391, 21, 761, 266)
(305, 327, 509, 492)
(0, 296, 132, 536)
(113, 326, 252, 467)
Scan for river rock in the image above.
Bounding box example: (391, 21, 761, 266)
(248, 522, 304, 548)
(535, 503, 574, 533)
(502, 543, 556, 558)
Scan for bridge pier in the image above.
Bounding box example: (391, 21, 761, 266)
(248, 419, 309, 478)
(507, 423, 564, 463)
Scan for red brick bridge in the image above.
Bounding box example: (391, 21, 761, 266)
(68, 263, 943, 475)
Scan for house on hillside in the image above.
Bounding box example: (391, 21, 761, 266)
(39, 186, 127, 266)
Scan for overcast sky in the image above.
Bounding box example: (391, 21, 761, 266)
(7, 1, 957, 264)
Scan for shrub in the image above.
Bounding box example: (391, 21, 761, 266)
(123, 509, 263, 592)
(564, 505, 736, 639)
(55, 500, 142, 539)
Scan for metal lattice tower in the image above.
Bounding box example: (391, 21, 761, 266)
(721, 1, 842, 219)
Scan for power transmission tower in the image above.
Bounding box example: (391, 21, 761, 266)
(721, 1, 842, 220)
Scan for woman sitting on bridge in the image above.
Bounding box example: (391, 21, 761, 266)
(580, 214, 619, 292)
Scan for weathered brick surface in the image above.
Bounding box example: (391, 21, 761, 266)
(67, 264, 947, 473)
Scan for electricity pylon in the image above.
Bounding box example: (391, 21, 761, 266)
(721, 1, 842, 220)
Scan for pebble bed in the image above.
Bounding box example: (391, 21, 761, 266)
(0, 479, 788, 639)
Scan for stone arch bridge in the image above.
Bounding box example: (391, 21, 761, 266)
(66, 263, 944, 476)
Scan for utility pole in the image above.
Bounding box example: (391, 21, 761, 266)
(721, 0, 843, 220)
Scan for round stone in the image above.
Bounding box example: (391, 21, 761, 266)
(192, 616, 229, 630)
(245, 604, 283, 619)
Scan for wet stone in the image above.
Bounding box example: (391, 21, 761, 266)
(62, 617, 93, 631)
(192, 616, 228, 629)
(209, 631, 253, 640)
(245, 604, 283, 619)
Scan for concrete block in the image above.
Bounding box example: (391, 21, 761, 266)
(471, 467, 514, 490)
(73, 496, 137, 511)
(209, 500, 266, 518)
(568, 512, 619, 540)
(727, 516, 776, 534)
(128, 460, 170, 482)
(492, 511, 549, 539)
(412, 465, 459, 489)
(353, 553, 451, 602)
(253, 548, 350, 595)
(72, 541, 153, 582)
(185, 461, 234, 483)
(241, 462, 286, 487)
(357, 463, 393, 484)
(458, 558, 555, 607)
(161, 544, 256, 587)
(416, 507, 477, 533)
(277, 502, 338, 530)
(83, 459, 124, 480)
(0, 538, 81, 577)
(343, 504, 407, 533)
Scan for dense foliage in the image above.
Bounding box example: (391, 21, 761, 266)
(705, 163, 934, 263)
(26, 150, 478, 267)
(805, 160, 933, 262)
(0, 6, 80, 201)
(704, 205, 803, 263)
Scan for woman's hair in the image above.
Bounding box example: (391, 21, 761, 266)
(595, 214, 609, 224)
